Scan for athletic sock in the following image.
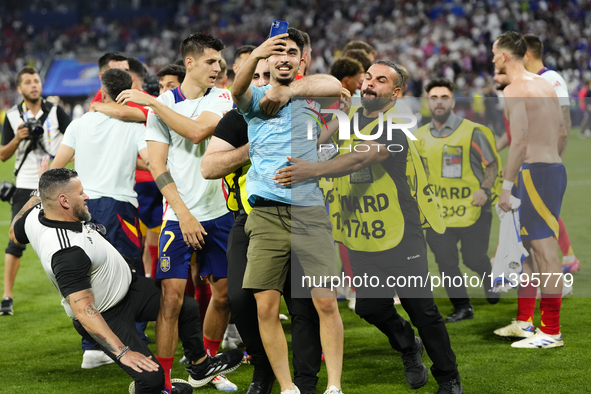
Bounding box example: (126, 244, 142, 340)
(557, 217, 575, 258)
(540, 294, 562, 335)
(157, 356, 174, 392)
(516, 283, 536, 323)
(149, 245, 159, 278)
(204, 337, 222, 356)
(195, 283, 212, 326)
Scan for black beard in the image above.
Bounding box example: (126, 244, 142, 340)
(432, 109, 452, 124)
(361, 96, 393, 113)
(24, 95, 41, 104)
(275, 76, 295, 86)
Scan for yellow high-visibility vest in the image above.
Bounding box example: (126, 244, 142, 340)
(224, 162, 253, 214)
(325, 106, 445, 252)
(414, 118, 502, 227)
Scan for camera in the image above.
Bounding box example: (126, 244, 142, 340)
(0, 180, 16, 202)
(24, 119, 45, 141)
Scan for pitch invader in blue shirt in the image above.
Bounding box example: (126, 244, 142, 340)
(232, 28, 345, 394)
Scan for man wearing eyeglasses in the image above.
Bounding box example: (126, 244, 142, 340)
(414, 78, 503, 322)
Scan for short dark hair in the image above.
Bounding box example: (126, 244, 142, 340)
(342, 49, 372, 72)
(496, 31, 527, 59)
(17, 67, 39, 86)
(98, 52, 127, 72)
(180, 32, 225, 60)
(39, 168, 78, 201)
(372, 60, 405, 89)
(424, 78, 457, 94)
(233, 45, 256, 62)
(300, 30, 311, 49)
(523, 34, 543, 59)
(344, 40, 377, 56)
(127, 57, 146, 81)
(101, 68, 132, 100)
(329, 58, 364, 81)
(286, 28, 305, 57)
(156, 64, 186, 83)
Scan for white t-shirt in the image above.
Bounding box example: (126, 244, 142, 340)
(61, 112, 146, 207)
(18, 205, 132, 319)
(146, 86, 232, 222)
(539, 69, 570, 106)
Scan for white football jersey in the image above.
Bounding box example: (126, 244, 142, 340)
(538, 68, 570, 106)
(146, 86, 233, 222)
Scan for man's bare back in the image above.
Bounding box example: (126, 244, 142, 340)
(504, 72, 565, 165)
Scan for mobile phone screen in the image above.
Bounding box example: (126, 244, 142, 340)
(269, 20, 289, 38)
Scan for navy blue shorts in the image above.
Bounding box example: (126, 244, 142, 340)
(134, 181, 163, 230)
(517, 163, 566, 240)
(87, 197, 143, 275)
(156, 212, 234, 280)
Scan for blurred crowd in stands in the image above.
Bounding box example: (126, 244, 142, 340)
(1, 0, 591, 127)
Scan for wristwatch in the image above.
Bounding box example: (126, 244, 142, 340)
(30, 190, 40, 198)
(481, 187, 491, 198)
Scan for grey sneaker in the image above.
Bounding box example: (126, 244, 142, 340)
(0, 297, 13, 315)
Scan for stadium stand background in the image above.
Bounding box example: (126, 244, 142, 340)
(1, 0, 590, 118)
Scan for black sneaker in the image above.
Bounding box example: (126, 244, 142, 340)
(400, 337, 428, 389)
(186, 349, 244, 388)
(1, 297, 13, 315)
(484, 287, 501, 305)
(444, 306, 474, 323)
(246, 366, 275, 394)
(436, 378, 463, 394)
(128, 379, 193, 394)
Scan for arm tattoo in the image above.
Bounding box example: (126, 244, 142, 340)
(11, 196, 41, 227)
(482, 161, 498, 189)
(88, 332, 115, 353)
(155, 171, 175, 191)
(85, 304, 99, 317)
(73, 295, 90, 304)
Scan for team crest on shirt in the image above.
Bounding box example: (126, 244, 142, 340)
(160, 256, 171, 272)
(218, 92, 231, 101)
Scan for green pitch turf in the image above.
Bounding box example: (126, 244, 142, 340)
(0, 129, 590, 393)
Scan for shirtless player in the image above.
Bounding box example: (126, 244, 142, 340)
(492, 32, 569, 348)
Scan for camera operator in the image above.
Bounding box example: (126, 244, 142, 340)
(0, 66, 71, 316)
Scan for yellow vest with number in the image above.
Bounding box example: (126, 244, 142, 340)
(224, 162, 253, 214)
(326, 106, 445, 252)
(414, 119, 502, 227)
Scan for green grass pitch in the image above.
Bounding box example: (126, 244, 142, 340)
(0, 129, 590, 393)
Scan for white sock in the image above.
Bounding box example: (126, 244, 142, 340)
(562, 255, 575, 264)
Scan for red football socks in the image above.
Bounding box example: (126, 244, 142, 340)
(540, 294, 562, 335)
(516, 283, 537, 323)
(557, 217, 574, 257)
(195, 283, 212, 326)
(157, 356, 174, 392)
(149, 245, 159, 278)
(204, 337, 222, 356)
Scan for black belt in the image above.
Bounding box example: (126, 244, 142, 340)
(252, 198, 290, 208)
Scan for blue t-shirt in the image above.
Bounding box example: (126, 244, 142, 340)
(242, 85, 324, 207)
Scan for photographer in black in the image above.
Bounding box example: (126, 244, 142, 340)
(0, 66, 71, 316)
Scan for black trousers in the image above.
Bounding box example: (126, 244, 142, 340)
(426, 209, 492, 308)
(5, 188, 34, 257)
(227, 213, 321, 393)
(73, 276, 206, 394)
(348, 231, 459, 384)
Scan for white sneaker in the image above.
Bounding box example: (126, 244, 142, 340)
(81, 350, 115, 369)
(494, 320, 535, 338)
(281, 385, 301, 394)
(210, 375, 238, 391)
(222, 324, 243, 350)
(511, 329, 563, 348)
(324, 385, 343, 394)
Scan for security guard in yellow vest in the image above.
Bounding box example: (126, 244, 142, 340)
(415, 78, 502, 323)
(201, 60, 323, 394)
(274, 62, 463, 394)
